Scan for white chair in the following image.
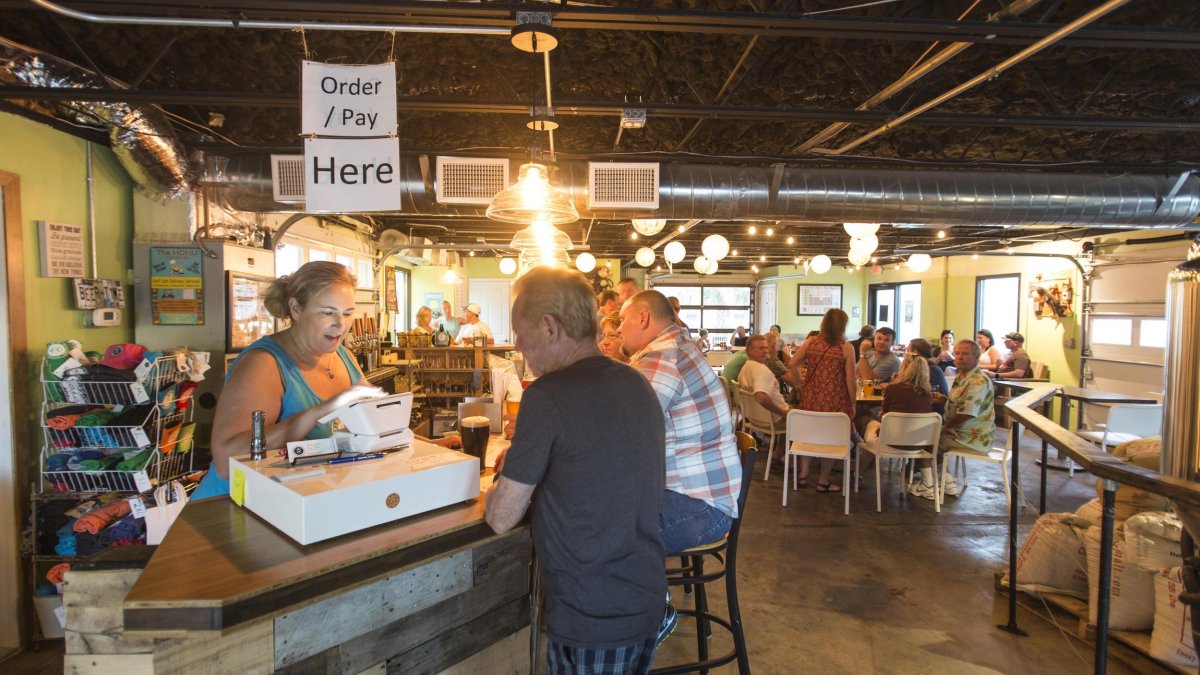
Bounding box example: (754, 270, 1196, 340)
(721, 377, 742, 432)
(942, 445, 1012, 508)
(858, 412, 942, 513)
(1075, 403, 1163, 450)
(735, 386, 784, 480)
(783, 410, 853, 514)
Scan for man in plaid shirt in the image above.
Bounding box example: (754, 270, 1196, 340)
(620, 290, 742, 553)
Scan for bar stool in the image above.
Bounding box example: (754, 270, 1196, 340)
(652, 433, 756, 675)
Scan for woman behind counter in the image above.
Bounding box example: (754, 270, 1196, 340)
(412, 305, 435, 334)
(192, 262, 382, 498)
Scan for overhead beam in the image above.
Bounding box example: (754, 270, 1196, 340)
(4, 86, 1199, 132)
(62, 2, 1200, 49)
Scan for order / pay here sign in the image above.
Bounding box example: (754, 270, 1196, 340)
(301, 61, 401, 212)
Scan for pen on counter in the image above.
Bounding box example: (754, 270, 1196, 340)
(328, 452, 386, 465)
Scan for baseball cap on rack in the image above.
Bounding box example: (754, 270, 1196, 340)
(465, 303, 482, 317)
(99, 343, 147, 370)
(1004, 332, 1025, 344)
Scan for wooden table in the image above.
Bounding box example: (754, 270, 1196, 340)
(63, 483, 532, 674)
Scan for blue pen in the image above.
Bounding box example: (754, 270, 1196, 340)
(328, 453, 386, 465)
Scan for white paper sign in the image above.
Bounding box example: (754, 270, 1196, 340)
(37, 220, 86, 278)
(131, 427, 151, 449)
(127, 497, 147, 518)
(304, 137, 402, 212)
(133, 471, 152, 493)
(130, 383, 149, 404)
(301, 61, 396, 137)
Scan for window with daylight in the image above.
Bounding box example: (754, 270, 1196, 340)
(654, 284, 753, 346)
(975, 274, 1020, 339)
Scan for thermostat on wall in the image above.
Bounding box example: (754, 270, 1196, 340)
(91, 307, 121, 326)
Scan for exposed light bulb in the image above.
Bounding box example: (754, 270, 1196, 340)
(630, 232, 638, 240)
(786, 236, 794, 245)
(655, 265, 662, 271)
(469, 250, 475, 256)
(972, 253, 979, 260)
(678, 224, 686, 233)
(751, 264, 759, 273)
(937, 230, 946, 239)
(1006, 246, 1014, 255)
(766, 228, 774, 236)
(731, 249, 739, 257)
(759, 255, 765, 262)
(519, 165, 548, 210)
(793, 257, 799, 265)
(606, 261, 612, 267)
(747, 225, 757, 235)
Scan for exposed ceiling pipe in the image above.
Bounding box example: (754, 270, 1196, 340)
(795, 0, 1042, 152)
(824, 0, 1132, 155)
(29, 0, 508, 35)
(216, 155, 1200, 229)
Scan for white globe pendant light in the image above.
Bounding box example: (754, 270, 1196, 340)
(849, 233, 879, 254)
(664, 241, 686, 264)
(907, 253, 933, 273)
(704, 258, 718, 275)
(810, 254, 832, 274)
(631, 218, 667, 236)
(575, 252, 596, 273)
(498, 257, 517, 275)
(635, 247, 655, 267)
(843, 222, 880, 238)
(693, 256, 711, 274)
(701, 234, 730, 261)
(847, 249, 871, 266)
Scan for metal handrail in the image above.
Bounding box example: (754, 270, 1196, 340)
(1000, 383, 1200, 674)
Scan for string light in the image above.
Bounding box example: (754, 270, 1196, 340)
(747, 225, 757, 235)
(751, 264, 759, 273)
(766, 228, 774, 236)
(937, 230, 946, 239)
(678, 224, 687, 233)
(786, 236, 794, 245)
(759, 255, 765, 262)
(731, 249, 739, 257)
(630, 232, 638, 240)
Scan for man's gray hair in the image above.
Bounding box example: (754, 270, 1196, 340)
(956, 339, 982, 359)
(513, 267, 599, 341)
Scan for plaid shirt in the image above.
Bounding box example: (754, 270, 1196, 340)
(630, 324, 741, 518)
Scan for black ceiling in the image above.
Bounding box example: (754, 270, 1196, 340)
(3, 0, 1200, 263)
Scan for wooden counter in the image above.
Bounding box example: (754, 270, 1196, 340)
(64, 490, 532, 674)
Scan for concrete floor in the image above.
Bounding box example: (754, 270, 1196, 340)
(3, 428, 1177, 674)
(652, 427, 1176, 674)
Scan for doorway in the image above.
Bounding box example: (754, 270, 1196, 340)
(868, 282, 922, 345)
(757, 284, 776, 334)
(466, 279, 512, 343)
(0, 169, 27, 652)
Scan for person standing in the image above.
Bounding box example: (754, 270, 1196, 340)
(617, 277, 640, 305)
(455, 303, 495, 345)
(596, 289, 621, 324)
(787, 308, 857, 492)
(438, 300, 461, 337)
(412, 305, 435, 334)
(487, 267, 667, 673)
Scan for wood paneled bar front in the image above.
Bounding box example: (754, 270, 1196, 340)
(62, 493, 532, 674)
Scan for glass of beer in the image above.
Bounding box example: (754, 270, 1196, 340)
(460, 416, 490, 474)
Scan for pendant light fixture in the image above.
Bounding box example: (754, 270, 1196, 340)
(486, 162, 578, 225)
(631, 218, 667, 237)
(635, 247, 656, 267)
(701, 234, 730, 262)
(810, 254, 832, 275)
(510, 213, 573, 270)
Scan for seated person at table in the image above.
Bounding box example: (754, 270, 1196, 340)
(731, 326, 749, 347)
(455, 303, 495, 345)
(721, 347, 750, 381)
(861, 352, 933, 479)
(738, 334, 790, 463)
(909, 340, 995, 500)
(934, 329, 956, 371)
(975, 328, 1001, 373)
(695, 328, 711, 353)
(994, 332, 1032, 379)
(907, 338, 949, 415)
(858, 326, 899, 382)
(195, 262, 458, 500)
(487, 266, 668, 671)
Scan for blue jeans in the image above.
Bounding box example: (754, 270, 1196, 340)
(659, 490, 731, 556)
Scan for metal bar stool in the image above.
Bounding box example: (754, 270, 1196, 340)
(652, 433, 756, 675)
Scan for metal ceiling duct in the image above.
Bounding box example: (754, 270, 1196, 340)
(218, 155, 1200, 229)
(0, 37, 192, 197)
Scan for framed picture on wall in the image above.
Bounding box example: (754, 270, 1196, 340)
(797, 284, 843, 316)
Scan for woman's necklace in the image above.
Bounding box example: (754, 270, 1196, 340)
(322, 352, 337, 380)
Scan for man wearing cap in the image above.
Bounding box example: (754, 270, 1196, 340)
(995, 332, 1031, 379)
(455, 303, 495, 345)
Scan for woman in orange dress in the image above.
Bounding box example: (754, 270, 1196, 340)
(787, 308, 857, 492)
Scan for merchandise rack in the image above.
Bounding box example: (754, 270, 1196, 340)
(38, 354, 196, 495)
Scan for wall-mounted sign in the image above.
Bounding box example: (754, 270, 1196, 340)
(37, 220, 85, 278)
(149, 246, 204, 325)
(304, 136, 402, 212)
(301, 61, 397, 137)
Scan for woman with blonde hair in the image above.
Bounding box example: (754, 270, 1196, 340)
(859, 352, 934, 479)
(598, 312, 628, 363)
(194, 262, 387, 499)
(787, 307, 856, 492)
(412, 305, 434, 334)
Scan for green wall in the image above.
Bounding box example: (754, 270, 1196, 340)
(0, 112, 136, 452)
(761, 264, 868, 338)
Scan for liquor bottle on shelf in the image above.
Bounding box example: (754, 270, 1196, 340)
(434, 325, 451, 348)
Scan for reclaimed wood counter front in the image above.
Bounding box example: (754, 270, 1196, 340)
(64, 493, 532, 674)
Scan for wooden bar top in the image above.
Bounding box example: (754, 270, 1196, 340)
(123, 490, 516, 636)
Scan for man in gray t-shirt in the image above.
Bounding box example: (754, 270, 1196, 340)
(487, 267, 667, 672)
(997, 332, 1032, 378)
(857, 326, 899, 382)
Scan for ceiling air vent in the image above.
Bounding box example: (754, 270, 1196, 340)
(436, 157, 509, 205)
(271, 155, 306, 203)
(588, 162, 659, 210)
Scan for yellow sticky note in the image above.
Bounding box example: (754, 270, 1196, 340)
(230, 467, 245, 507)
